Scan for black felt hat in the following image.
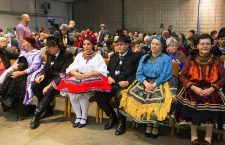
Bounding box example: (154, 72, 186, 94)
(116, 35, 131, 43)
(46, 36, 60, 46)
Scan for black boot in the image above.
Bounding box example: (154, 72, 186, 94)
(115, 121, 126, 135)
(104, 114, 117, 130)
(40, 105, 53, 119)
(1, 103, 9, 112)
(30, 107, 44, 129)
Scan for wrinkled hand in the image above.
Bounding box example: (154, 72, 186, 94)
(35, 75, 45, 84)
(11, 71, 24, 78)
(118, 81, 129, 88)
(144, 81, 157, 92)
(108, 76, 115, 84)
(201, 87, 215, 96)
(191, 86, 205, 96)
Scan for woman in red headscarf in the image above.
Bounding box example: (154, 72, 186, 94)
(0, 35, 44, 114)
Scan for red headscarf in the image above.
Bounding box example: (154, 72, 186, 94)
(23, 35, 39, 48)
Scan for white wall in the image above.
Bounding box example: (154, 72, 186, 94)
(0, 0, 71, 32)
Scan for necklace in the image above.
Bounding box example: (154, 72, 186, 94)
(196, 53, 212, 65)
(82, 50, 96, 60)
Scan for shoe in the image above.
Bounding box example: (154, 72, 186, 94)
(145, 132, 152, 137)
(115, 122, 126, 136)
(73, 118, 81, 128)
(151, 125, 159, 139)
(145, 124, 153, 137)
(191, 139, 200, 145)
(151, 133, 159, 139)
(78, 118, 87, 128)
(104, 114, 117, 130)
(73, 122, 80, 128)
(1, 103, 9, 112)
(204, 140, 211, 145)
(30, 107, 44, 129)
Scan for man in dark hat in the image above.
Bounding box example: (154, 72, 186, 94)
(212, 27, 225, 57)
(30, 36, 73, 129)
(94, 35, 142, 135)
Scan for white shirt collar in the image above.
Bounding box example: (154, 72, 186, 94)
(55, 51, 60, 58)
(119, 51, 128, 57)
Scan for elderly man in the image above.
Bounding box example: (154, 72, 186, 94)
(16, 14, 31, 50)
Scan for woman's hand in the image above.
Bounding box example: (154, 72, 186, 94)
(11, 71, 25, 78)
(143, 80, 157, 92)
(12, 64, 19, 71)
(190, 85, 205, 96)
(202, 87, 215, 96)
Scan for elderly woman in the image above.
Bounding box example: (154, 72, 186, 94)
(166, 37, 186, 69)
(0, 35, 43, 113)
(0, 37, 19, 76)
(53, 31, 110, 128)
(119, 35, 173, 138)
(175, 34, 225, 145)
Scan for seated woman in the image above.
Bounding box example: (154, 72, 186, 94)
(175, 34, 225, 145)
(166, 37, 186, 69)
(0, 37, 19, 76)
(52, 30, 110, 128)
(0, 35, 44, 114)
(119, 35, 173, 138)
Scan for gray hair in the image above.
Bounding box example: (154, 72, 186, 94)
(0, 37, 7, 41)
(166, 37, 178, 47)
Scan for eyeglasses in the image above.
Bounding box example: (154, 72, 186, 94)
(199, 43, 211, 46)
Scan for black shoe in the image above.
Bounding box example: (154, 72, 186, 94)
(145, 132, 152, 137)
(104, 114, 117, 130)
(73, 118, 81, 128)
(115, 122, 126, 136)
(151, 133, 159, 139)
(191, 139, 200, 145)
(30, 115, 40, 129)
(73, 122, 79, 128)
(1, 103, 9, 112)
(204, 140, 211, 145)
(40, 106, 53, 119)
(30, 107, 44, 129)
(78, 119, 87, 128)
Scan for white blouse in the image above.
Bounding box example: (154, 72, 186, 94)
(66, 52, 108, 76)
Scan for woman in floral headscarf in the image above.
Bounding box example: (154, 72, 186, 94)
(119, 35, 173, 138)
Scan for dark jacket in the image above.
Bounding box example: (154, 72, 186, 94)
(211, 45, 225, 57)
(107, 50, 142, 85)
(0, 48, 19, 69)
(41, 49, 73, 81)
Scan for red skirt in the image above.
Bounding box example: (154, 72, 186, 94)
(52, 75, 112, 94)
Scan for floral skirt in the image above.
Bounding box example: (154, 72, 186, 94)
(174, 82, 225, 125)
(119, 77, 177, 123)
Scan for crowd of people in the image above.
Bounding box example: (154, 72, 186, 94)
(0, 13, 225, 145)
